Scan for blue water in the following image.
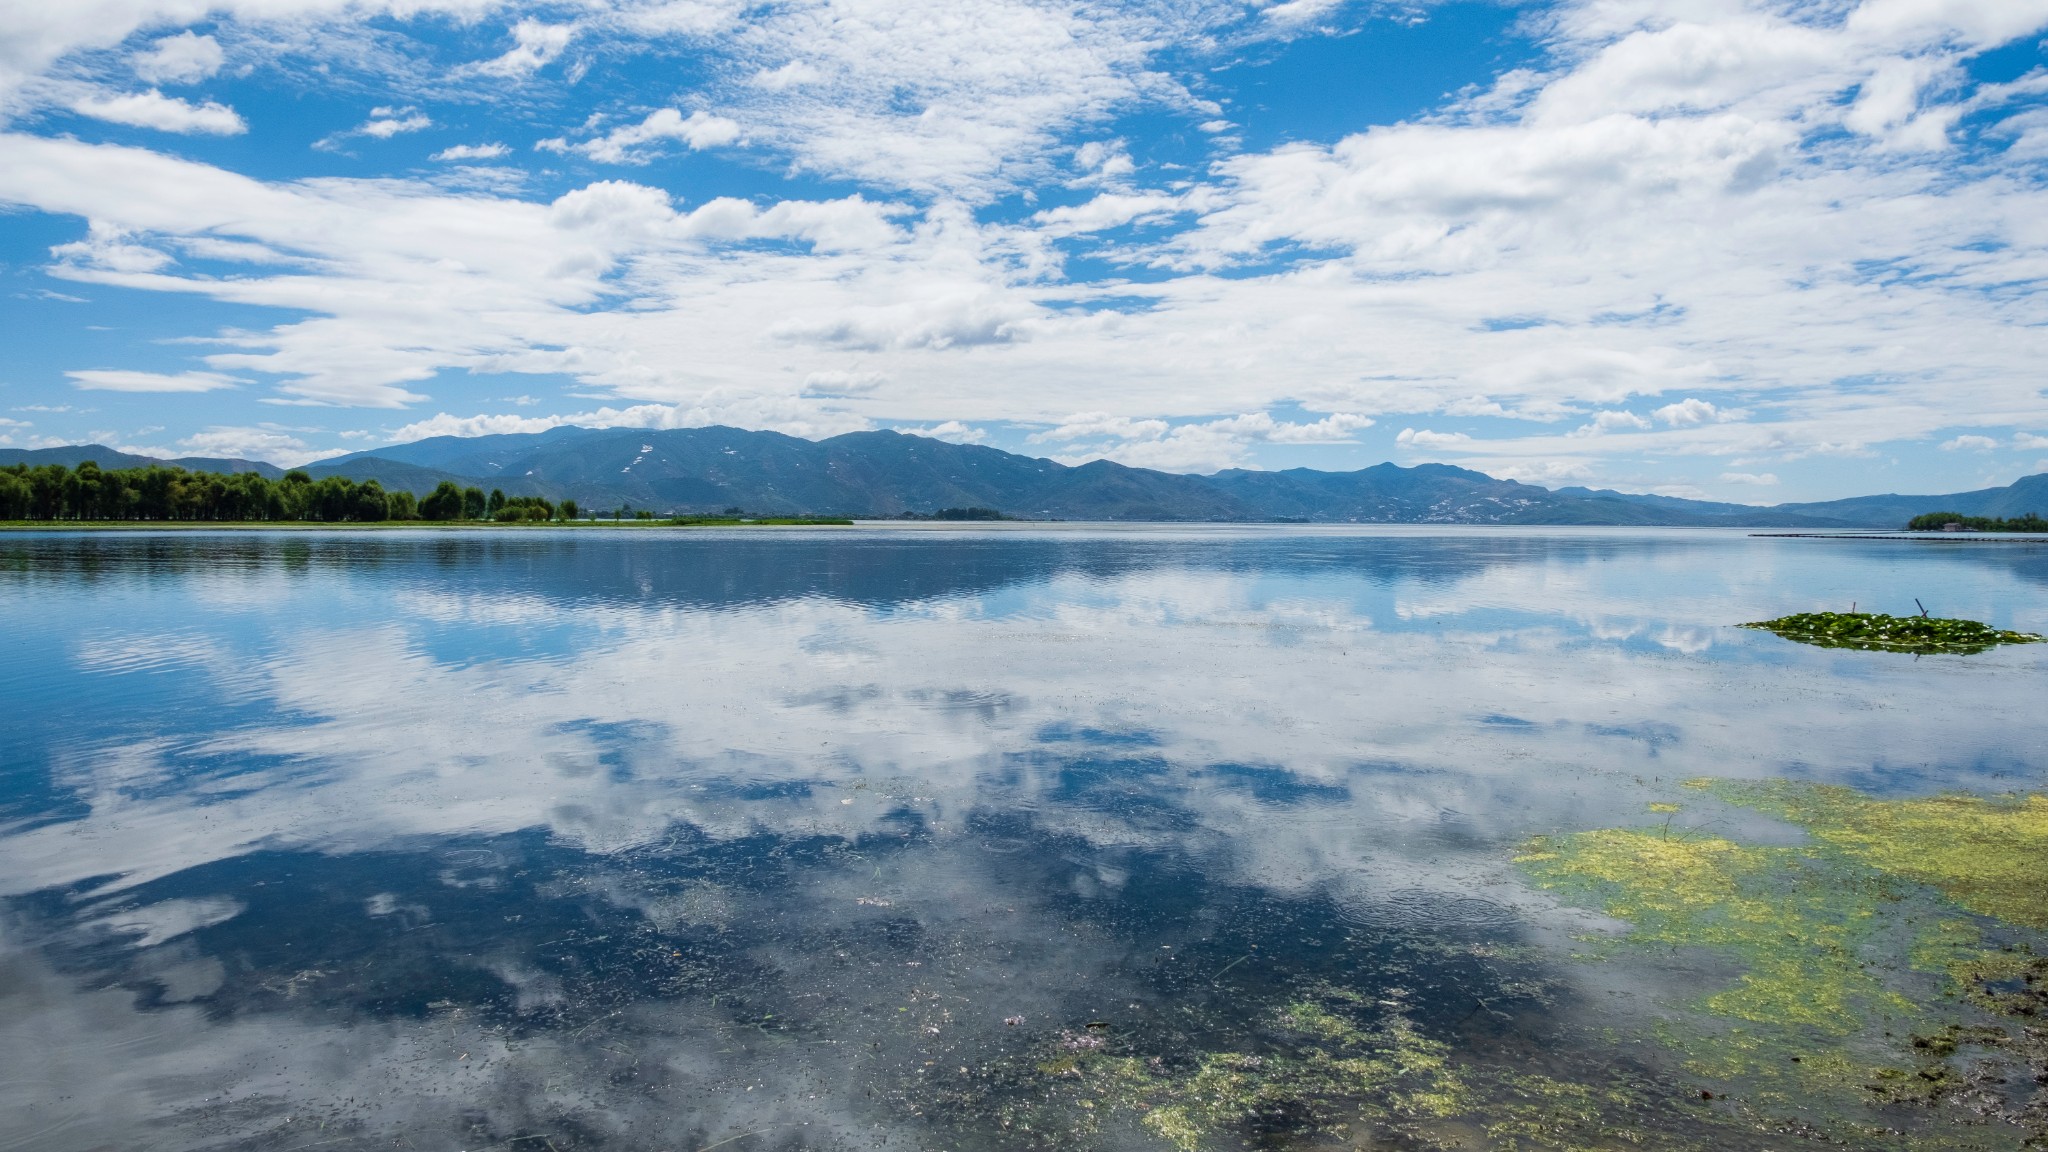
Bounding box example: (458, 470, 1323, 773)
(0, 527, 2043, 1150)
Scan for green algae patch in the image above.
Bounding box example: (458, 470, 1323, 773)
(1520, 781, 2048, 1147)
(1515, 829, 1906, 1031)
(1703, 780, 2048, 929)
(1738, 611, 2043, 654)
(928, 984, 1718, 1152)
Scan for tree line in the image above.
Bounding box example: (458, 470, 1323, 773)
(1906, 511, 2047, 532)
(0, 461, 580, 523)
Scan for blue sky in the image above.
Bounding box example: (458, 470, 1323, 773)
(2, 0, 2047, 501)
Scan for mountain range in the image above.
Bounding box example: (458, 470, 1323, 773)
(5, 426, 2045, 528)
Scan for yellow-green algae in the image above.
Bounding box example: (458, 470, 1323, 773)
(1517, 826, 1910, 1030)
(1703, 779, 2048, 929)
(924, 984, 1713, 1152)
(1518, 779, 2048, 1147)
(907, 781, 2048, 1151)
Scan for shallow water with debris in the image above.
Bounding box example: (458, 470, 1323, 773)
(2, 527, 2045, 1151)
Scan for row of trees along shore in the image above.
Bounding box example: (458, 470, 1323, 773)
(0, 462, 581, 523)
(1905, 512, 2047, 532)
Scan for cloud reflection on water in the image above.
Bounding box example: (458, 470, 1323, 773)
(1, 528, 2044, 1150)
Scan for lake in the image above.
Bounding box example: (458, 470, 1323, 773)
(2, 527, 2045, 1151)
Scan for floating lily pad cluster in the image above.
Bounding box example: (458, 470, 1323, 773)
(1740, 611, 2043, 654)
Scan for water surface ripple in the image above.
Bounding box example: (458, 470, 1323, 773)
(1, 528, 2043, 1151)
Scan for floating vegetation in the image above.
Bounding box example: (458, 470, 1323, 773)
(1707, 781, 2048, 929)
(932, 984, 1692, 1152)
(1739, 610, 2043, 654)
(1518, 779, 2048, 1146)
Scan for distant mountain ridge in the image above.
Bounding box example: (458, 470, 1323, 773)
(5, 426, 2045, 528)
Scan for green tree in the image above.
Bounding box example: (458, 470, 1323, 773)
(351, 479, 390, 522)
(280, 470, 313, 520)
(487, 488, 507, 517)
(419, 480, 464, 521)
(462, 486, 486, 520)
(560, 498, 579, 520)
(0, 471, 29, 520)
(307, 476, 357, 521)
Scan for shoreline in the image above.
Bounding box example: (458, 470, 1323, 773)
(8, 521, 2040, 535)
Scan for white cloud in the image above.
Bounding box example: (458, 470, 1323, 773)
(902, 420, 986, 443)
(1072, 139, 1134, 180)
(1030, 192, 1180, 237)
(68, 89, 245, 134)
(1, 0, 2047, 498)
(538, 109, 742, 163)
(714, 0, 1171, 198)
(1261, 0, 1347, 24)
(1940, 434, 1999, 452)
(50, 222, 172, 273)
(1718, 471, 1779, 486)
(801, 370, 886, 397)
(67, 369, 243, 393)
(385, 397, 871, 444)
(360, 106, 431, 138)
(431, 142, 509, 162)
(132, 32, 222, 85)
(752, 60, 823, 90)
(1653, 398, 1733, 426)
(468, 18, 575, 78)
(1395, 428, 1473, 448)
(2015, 432, 2048, 450)
(176, 426, 347, 465)
(312, 106, 438, 153)
(1568, 410, 1651, 437)
(1041, 410, 1374, 472)
(1032, 412, 1170, 443)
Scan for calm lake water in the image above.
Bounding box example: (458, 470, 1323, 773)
(2, 527, 2044, 1152)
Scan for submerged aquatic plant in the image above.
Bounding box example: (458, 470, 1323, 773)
(919, 982, 1718, 1152)
(1707, 781, 2048, 930)
(1738, 611, 2043, 654)
(1519, 780, 2048, 1146)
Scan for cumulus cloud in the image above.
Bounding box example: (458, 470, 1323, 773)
(1718, 471, 1779, 486)
(1396, 428, 1473, 448)
(313, 106, 432, 151)
(1031, 412, 1170, 443)
(1653, 398, 1734, 426)
(132, 32, 223, 85)
(752, 60, 823, 90)
(1568, 410, 1652, 437)
(538, 109, 742, 163)
(801, 370, 886, 397)
(360, 106, 431, 138)
(3, 0, 2048, 495)
(468, 18, 575, 78)
(901, 420, 986, 443)
(67, 370, 243, 393)
(69, 89, 245, 134)
(1040, 411, 1374, 472)
(177, 426, 348, 465)
(1940, 434, 2000, 452)
(431, 142, 509, 162)
(385, 396, 871, 444)
(1030, 192, 1180, 237)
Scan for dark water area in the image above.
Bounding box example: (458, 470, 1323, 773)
(1, 527, 2044, 1151)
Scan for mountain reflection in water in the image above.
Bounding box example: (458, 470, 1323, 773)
(1, 527, 2043, 1151)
